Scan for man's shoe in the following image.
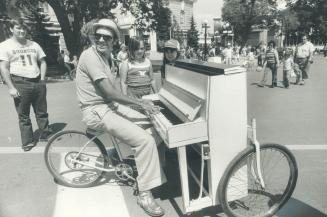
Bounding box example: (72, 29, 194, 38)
(137, 191, 165, 217)
(299, 80, 305, 85)
(22, 142, 36, 152)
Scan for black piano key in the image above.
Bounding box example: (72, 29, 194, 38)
(153, 101, 183, 125)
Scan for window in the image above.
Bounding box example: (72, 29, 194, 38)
(180, 11, 185, 24)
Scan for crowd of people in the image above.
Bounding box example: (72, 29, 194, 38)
(0, 16, 320, 217)
(256, 35, 314, 88)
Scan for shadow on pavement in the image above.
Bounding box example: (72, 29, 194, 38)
(34, 122, 67, 139)
(277, 198, 327, 217)
(152, 149, 226, 217)
(49, 123, 67, 133)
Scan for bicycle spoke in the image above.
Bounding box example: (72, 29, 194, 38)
(45, 131, 108, 187)
(221, 144, 297, 217)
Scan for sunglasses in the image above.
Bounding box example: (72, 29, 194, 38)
(94, 33, 113, 42)
(165, 48, 177, 52)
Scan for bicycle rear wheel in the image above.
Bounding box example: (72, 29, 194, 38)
(44, 130, 109, 188)
(218, 143, 298, 217)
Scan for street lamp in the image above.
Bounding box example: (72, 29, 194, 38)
(214, 31, 220, 55)
(222, 22, 233, 47)
(202, 20, 209, 61)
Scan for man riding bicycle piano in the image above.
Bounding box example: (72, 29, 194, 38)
(75, 18, 166, 217)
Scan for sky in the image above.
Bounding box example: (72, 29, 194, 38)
(193, 0, 223, 34)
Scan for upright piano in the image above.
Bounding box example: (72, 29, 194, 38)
(144, 59, 248, 213)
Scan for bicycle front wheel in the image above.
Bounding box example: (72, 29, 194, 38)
(44, 130, 109, 188)
(218, 143, 298, 217)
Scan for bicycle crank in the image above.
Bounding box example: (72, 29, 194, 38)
(115, 163, 135, 181)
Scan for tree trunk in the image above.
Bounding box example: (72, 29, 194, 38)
(47, 0, 78, 55)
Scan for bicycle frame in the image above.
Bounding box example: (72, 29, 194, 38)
(247, 118, 266, 189)
(69, 131, 135, 181)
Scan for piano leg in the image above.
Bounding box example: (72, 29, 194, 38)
(177, 146, 190, 213)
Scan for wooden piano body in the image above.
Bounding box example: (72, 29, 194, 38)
(145, 59, 248, 213)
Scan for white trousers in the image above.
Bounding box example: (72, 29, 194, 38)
(81, 103, 166, 191)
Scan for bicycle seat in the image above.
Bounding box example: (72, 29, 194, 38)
(86, 128, 104, 136)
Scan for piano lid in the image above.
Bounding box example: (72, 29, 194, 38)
(173, 59, 245, 76)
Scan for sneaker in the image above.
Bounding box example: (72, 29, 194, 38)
(137, 191, 165, 217)
(295, 78, 300, 85)
(22, 142, 36, 152)
(257, 83, 265, 87)
(299, 80, 305, 85)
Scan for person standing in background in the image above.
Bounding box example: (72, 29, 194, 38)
(323, 43, 327, 57)
(294, 34, 314, 85)
(257, 41, 266, 67)
(0, 18, 52, 152)
(222, 43, 233, 65)
(282, 49, 295, 89)
(117, 44, 128, 62)
(258, 40, 279, 88)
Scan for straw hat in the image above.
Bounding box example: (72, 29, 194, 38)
(93, 19, 120, 40)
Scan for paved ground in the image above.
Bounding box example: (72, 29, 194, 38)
(0, 55, 326, 217)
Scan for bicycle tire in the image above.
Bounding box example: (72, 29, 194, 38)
(218, 143, 298, 217)
(44, 130, 109, 188)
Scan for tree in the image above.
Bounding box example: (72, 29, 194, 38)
(278, 8, 300, 45)
(152, 0, 171, 41)
(12, 0, 171, 55)
(171, 15, 184, 45)
(222, 0, 278, 47)
(0, 0, 11, 42)
(286, 0, 327, 43)
(187, 16, 199, 50)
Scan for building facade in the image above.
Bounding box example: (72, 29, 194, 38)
(169, 0, 196, 30)
(168, 0, 197, 47)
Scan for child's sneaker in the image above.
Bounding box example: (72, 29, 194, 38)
(257, 83, 265, 87)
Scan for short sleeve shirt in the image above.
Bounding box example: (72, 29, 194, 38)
(296, 42, 314, 58)
(283, 58, 294, 71)
(223, 48, 233, 58)
(0, 38, 45, 78)
(75, 46, 115, 109)
(126, 58, 152, 87)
